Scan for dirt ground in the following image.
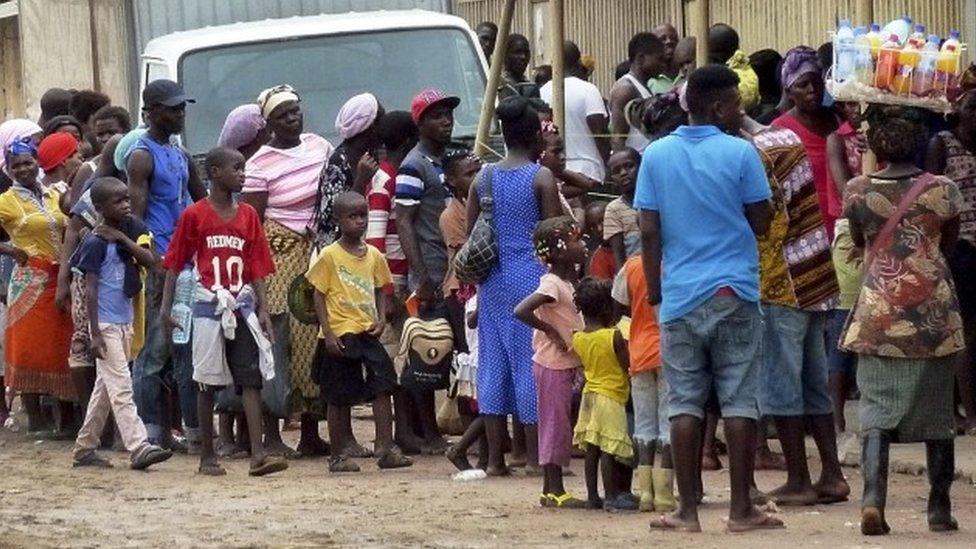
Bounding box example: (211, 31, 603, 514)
(1, 414, 975, 549)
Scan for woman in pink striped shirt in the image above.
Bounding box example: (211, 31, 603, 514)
(242, 85, 333, 457)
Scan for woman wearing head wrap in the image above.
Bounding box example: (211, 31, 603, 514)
(0, 119, 43, 181)
(37, 132, 83, 200)
(218, 104, 270, 160)
(241, 84, 334, 457)
(0, 138, 76, 436)
(927, 88, 976, 435)
(310, 93, 385, 247)
(772, 46, 841, 240)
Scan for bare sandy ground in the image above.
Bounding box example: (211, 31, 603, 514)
(1, 419, 975, 548)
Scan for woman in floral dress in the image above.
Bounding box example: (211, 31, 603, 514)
(842, 108, 963, 536)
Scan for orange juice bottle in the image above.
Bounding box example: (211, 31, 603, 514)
(874, 35, 901, 90)
(936, 31, 962, 88)
(890, 40, 920, 94)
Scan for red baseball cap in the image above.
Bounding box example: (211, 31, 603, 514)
(410, 89, 461, 123)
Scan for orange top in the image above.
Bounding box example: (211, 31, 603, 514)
(611, 256, 661, 374)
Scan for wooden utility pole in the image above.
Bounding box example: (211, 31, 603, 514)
(474, 0, 516, 157)
(689, 0, 709, 67)
(549, 0, 565, 132)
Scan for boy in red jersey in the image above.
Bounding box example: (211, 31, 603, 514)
(161, 147, 287, 477)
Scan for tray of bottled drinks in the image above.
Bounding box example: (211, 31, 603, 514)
(825, 18, 967, 113)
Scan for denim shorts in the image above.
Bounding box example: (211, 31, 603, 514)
(760, 304, 834, 417)
(631, 370, 670, 445)
(660, 295, 761, 420)
(825, 309, 857, 376)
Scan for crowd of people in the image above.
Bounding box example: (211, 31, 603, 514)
(1, 16, 975, 537)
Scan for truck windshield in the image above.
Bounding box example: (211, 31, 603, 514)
(179, 27, 485, 152)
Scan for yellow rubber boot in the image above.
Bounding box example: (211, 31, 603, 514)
(652, 468, 676, 512)
(636, 465, 654, 512)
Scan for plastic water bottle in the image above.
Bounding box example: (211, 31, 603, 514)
(866, 24, 883, 59)
(853, 27, 874, 85)
(936, 31, 962, 89)
(834, 20, 856, 83)
(875, 34, 902, 89)
(882, 16, 913, 45)
(911, 35, 940, 96)
(171, 267, 195, 344)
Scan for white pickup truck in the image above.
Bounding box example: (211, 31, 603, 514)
(140, 10, 489, 154)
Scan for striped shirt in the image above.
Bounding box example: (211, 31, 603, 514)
(367, 161, 407, 288)
(243, 133, 333, 234)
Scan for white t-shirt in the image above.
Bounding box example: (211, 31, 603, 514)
(541, 77, 608, 182)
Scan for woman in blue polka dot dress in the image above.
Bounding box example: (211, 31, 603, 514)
(466, 96, 563, 476)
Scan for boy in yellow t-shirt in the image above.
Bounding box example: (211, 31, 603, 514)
(307, 192, 413, 474)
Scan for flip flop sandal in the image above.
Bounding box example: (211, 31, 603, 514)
(376, 451, 413, 469)
(540, 494, 554, 507)
(550, 493, 586, 509)
(726, 513, 785, 533)
(73, 451, 114, 468)
(816, 493, 850, 504)
(344, 443, 374, 459)
(198, 463, 227, 476)
(648, 514, 702, 533)
(328, 456, 361, 473)
(249, 457, 289, 477)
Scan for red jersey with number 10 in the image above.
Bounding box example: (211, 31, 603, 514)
(163, 200, 275, 294)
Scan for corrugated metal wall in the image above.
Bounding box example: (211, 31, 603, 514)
(0, 15, 24, 119)
(454, 0, 967, 93)
(455, 0, 682, 93)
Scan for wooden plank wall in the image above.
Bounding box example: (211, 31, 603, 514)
(19, 0, 94, 119)
(92, 0, 132, 109)
(454, 0, 968, 94)
(0, 15, 24, 119)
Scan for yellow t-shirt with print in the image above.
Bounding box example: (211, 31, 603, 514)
(306, 242, 391, 337)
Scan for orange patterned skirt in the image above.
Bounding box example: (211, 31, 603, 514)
(4, 257, 75, 400)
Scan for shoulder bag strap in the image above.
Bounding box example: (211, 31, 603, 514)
(867, 172, 936, 262)
(479, 164, 495, 222)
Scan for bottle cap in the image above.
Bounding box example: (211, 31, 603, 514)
(950, 30, 960, 39)
(915, 24, 925, 33)
(871, 24, 881, 32)
(855, 26, 867, 35)
(928, 35, 940, 43)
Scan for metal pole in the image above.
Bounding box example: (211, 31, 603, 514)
(474, 0, 516, 157)
(690, 0, 709, 68)
(549, 0, 565, 132)
(855, 1, 875, 174)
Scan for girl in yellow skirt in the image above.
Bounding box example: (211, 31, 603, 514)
(572, 277, 634, 511)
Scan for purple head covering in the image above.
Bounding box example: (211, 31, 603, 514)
(781, 46, 823, 91)
(217, 104, 266, 151)
(335, 93, 380, 140)
(0, 119, 42, 175)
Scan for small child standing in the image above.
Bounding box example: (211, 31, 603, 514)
(605, 148, 641, 272)
(583, 202, 614, 281)
(611, 255, 674, 512)
(308, 191, 413, 473)
(514, 216, 587, 508)
(572, 277, 635, 511)
(71, 177, 172, 470)
(161, 147, 286, 477)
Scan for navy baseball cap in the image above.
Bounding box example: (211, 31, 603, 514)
(143, 79, 195, 107)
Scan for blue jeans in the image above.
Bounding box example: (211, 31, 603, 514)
(132, 271, 198, 441)
(661, 295, 762, 420)
(825, 309, 857, 376)
(760, 304, 834, 417)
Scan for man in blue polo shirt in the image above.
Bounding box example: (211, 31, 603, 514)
(637, 65, 778, 533)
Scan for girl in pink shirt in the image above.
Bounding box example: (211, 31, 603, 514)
(515, 216, 587, 508)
